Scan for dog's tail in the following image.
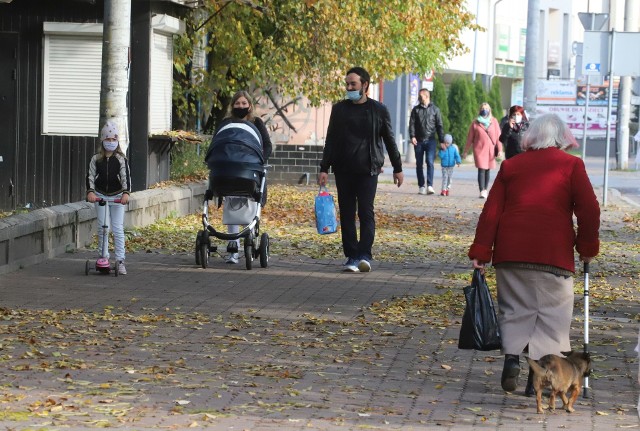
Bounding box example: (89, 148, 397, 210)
(526, 357, 546, 375)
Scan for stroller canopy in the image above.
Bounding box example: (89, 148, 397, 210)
(205, 119, 266, 199)
(205, 120, 264, 175)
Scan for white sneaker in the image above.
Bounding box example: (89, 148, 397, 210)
(225, 253, 239, 264)
(427, 186, 435, 195)
(480, 190, 488, 199)
(418, 187, 426, 195)
(357, 259, 371, 273)
(117, 260, 127, 275)
(343, 258, 359, 272)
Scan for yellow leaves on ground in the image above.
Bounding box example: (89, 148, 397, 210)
(126, 184, 470, 265)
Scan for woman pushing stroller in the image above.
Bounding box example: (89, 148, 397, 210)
(205, 91, 272, 263)
(202, 90, 271, 267)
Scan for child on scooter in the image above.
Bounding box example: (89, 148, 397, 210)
(86, 120, 131, 274)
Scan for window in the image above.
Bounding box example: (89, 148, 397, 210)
(42, 22, 103, 136)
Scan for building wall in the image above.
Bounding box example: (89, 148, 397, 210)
(258, 95, 332, 179)
(0, 2, 102, 211)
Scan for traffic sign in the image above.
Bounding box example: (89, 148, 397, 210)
(585, 63, 600, 72)
(583, 31, 610, 76)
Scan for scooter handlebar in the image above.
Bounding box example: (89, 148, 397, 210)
(92, 197, 123, 204)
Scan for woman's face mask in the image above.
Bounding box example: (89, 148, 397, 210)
(514, 114, 523, 124)
(103, 140, 118, 152)
(232, 107, 250, 118)
(480, 109, 489, 117)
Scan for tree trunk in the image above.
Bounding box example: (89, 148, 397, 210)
(100, 0, 131, 152)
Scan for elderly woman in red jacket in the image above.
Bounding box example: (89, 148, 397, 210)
(468, 113, 600, 395)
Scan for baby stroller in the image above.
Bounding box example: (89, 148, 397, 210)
(195, 120, 270, 270)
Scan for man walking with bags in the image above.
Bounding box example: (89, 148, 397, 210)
(319, 66, 404, 273)
(409, 89, 445, 195)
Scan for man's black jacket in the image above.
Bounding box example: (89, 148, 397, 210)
(320, 98, 402, 175)
(409, 103, 444, 143)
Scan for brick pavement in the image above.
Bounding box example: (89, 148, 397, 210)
(0, 171, 638, 430)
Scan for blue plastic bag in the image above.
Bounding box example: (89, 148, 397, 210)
(315, 186, 338, 235)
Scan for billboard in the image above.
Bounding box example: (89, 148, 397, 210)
(536, 80, 576, 105)
(576, 80, 619, 106)
(535, 105, 616, 138)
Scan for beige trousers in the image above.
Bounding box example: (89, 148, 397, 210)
(496, 267, 573, 360)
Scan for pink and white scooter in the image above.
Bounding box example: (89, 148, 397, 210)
(85, 197, 122, 276)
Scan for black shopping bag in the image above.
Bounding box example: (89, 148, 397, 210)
(458, 268, 502, 351)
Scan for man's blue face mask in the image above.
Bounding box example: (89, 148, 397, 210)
(346, 90, 362, 102)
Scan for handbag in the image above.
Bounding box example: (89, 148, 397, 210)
(314, 186, 338, 234)
(222, 196, 257, 225)
(482, 125, 499, 157)
(458, 268, 502, 351)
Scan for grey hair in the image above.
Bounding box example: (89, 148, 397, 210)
(521, 113, 578, 151)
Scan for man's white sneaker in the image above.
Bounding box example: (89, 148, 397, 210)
(427, 186, 435, 195)
(117, 260, 127, 275)
(480, 190, 488, 199)
(226, 253, 239, 264)
(418, 187, 426, 195)
(357, 259, 371, 273)
(343, 258, 359, 272)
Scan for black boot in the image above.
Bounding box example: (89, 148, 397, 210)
(524, 366, 535, 396)
(501, 354, 520, 392)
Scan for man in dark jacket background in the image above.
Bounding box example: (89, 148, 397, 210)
(409, 89, 445, 195)
(319, 66, 404, 273)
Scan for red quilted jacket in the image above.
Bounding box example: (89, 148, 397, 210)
(468, 147, 600, 273)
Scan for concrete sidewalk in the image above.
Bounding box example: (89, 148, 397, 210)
(0, 175, 638, 429)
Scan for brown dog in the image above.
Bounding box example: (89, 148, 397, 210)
(526, 351, 591, 414)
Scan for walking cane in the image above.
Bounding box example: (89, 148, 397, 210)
(583, 261, 590, 398)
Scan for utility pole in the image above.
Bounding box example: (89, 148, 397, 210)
(100, 0, 131, 152)
(471, 0, 480, 81)
(615, 0, 640, 169)
(523, 0, 539, 117)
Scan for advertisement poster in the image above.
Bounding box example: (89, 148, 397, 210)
(536, 105, 616, 138)
(536, 80, 576, 105)
(576, 80, 619, 106)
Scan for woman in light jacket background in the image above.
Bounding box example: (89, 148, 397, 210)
(463, 102, 502, 199)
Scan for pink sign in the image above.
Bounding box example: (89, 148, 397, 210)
(535, 105, 616, 138)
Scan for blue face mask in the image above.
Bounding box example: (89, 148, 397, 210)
(480, 109, 489, 117)
(103, 140, 118, 152)
(346, 90, 362, 102)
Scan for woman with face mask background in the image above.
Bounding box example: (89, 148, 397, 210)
(499, 105, 530, 160)
(463, 102, 502, 199)
(86, 120, 131, 274)
(217, 90, 273, 264)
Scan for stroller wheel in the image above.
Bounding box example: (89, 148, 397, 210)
(114, 261, 119, 277)
(244, 236, 253, 270)
(85, 259, 91, 275)
(195, 230, 203, 266)
(259, 233, 269, 268)
(200, 242, 209, 269)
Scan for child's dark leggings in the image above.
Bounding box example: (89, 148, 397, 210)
(478, 169, 491, 191)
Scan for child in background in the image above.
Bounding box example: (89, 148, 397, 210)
(438, 134, 461, 196)
(86, 120, 131, 274)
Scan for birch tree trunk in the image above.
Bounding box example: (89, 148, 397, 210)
(100, 0, 131, 152)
